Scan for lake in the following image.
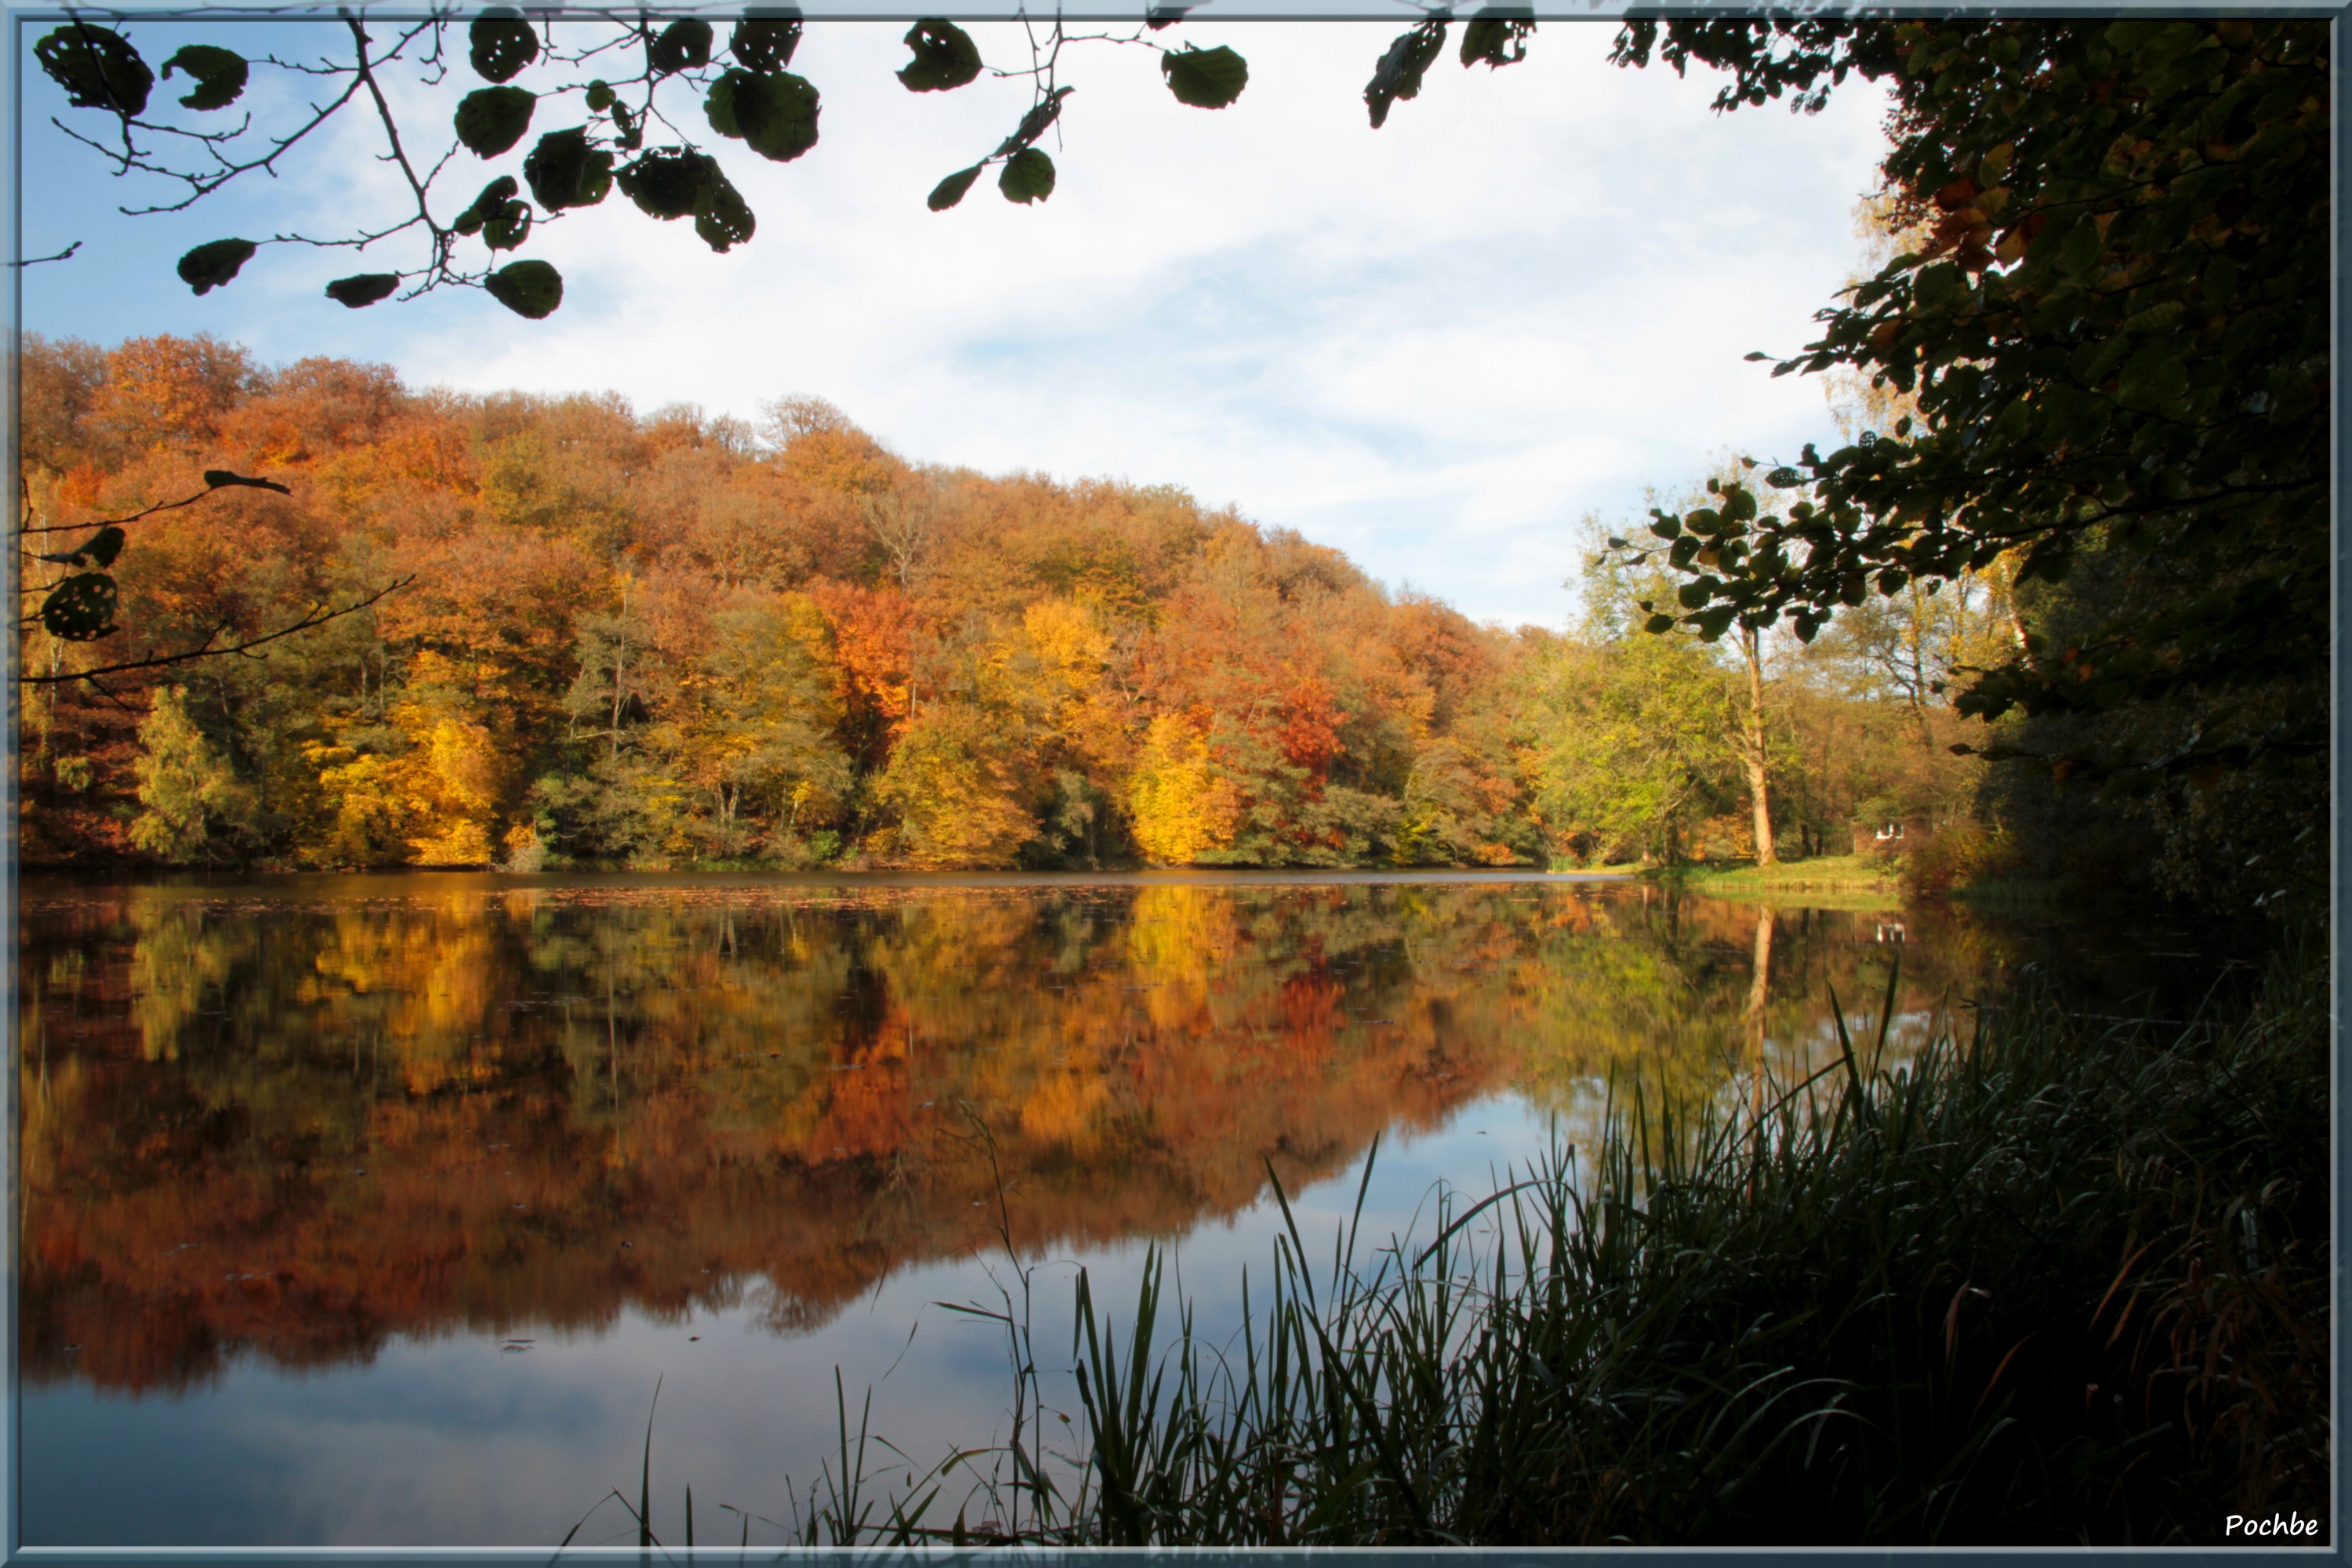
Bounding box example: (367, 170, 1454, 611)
(18, 871, 2175, 1546)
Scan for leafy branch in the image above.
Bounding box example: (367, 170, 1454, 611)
(31, 11, 1267, 319)
(19, 470, 408, 686)
(20, 575, 417, 688)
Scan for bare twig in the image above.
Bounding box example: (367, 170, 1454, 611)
(10, 240, 83, 267)
(17, 477, 287, 536)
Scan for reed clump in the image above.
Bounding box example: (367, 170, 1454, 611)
(758, 949, 2331, 1548)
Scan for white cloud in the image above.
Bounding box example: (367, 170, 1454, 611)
(23, 18, 1889, 627)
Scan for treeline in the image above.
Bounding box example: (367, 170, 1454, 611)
(20, 334, 1977, 873)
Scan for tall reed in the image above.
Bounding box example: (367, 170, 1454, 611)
(616, 947, 2330, 1548)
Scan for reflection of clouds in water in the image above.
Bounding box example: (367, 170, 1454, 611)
(23, 876, 2033, 1545)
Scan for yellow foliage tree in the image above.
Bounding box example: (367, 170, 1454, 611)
(1127, 713, 1240, 866)
(876, 702, 1036, 869)
(309, 696, 507, 868)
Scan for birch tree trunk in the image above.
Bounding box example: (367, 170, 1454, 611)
(1740, 627, 1777, 866)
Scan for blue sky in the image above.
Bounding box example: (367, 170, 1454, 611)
(19, 18, 1891, 628)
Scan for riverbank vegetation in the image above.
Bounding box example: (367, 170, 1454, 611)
(1648, 855, 1901, 901)
(20, 337, 1987, 882)
(19, 323, 2314, 924)
(737, 945, 2325, 1548)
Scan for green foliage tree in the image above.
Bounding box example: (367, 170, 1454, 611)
(1602, 20, 2326, 793)
(1515, 544, 1744, 867)
(1517, 634, 1737, 869)
(128, 684, 253, 862)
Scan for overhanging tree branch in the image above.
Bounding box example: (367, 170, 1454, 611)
(20, 575, 416, 687)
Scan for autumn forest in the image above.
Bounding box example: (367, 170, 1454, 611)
(18, 332, 1992, 876)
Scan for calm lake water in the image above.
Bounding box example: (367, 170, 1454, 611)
(18, 871, 2187, 1546)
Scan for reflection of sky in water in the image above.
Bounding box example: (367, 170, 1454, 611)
(27, 1092, 1567, 1548)
(24, 873, 2183, 1546)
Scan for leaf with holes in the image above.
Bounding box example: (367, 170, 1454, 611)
(325, 274, 401, 309)
(616, 149, 716, 220)
(524, 129, 613, 211)
(484, 260, 563, 319)
(161, 45, 246, 110)
(731, 16, 802, 73)
(1160, 45, 1247, 108)
(927, 165, 982, 211)
(41, 574, 118, 641)
(706, 69, 819, 162)
(456, 87, 535, 158)
(1459, 16, 1533, 69)
(177, 239, 256, 296)
(695, 171, 756, 252)
(35, 26, 152, 115)
(1365, 20, 1446, 129)
(998, 148, 1054, 205)
(470, 13, 539, 82)
(899, 20, 982, 91)
(648, 20, 713, 74)
(482, 204, 532, 250)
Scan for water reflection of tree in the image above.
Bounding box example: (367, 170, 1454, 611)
(20, 880, 2019, 1395)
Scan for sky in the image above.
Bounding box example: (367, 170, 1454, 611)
(18, 17, 1893, 629)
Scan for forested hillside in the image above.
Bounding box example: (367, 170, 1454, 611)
(20, 333, 1969, 873)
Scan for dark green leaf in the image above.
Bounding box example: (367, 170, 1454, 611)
(82, 525, 126, 567)
(706, 70, 820, 162)
(34, 25, 152, 116)
(998, 147, 1054, 204)
(731, 15, 804, 74)
(469, 14, 539, 83)
(46, 524, 127, 568)
(616, 148, 717, 220)
(452, 175, 530, 248)
(899, 20, 982, 92)
(484, 259, 564, 319)
(585, 79, 616, 112)
(1365, 20, 1445, 129)
(1459, 16, 1533, 70)
(994, 88, 1073, 156)
(455, 86, 535, 158)
(203, 470, 292, 493)
(695, 171, 756, 252)
(524, 128, 614, 211)
(482, 205, 532, 251)
(927, 165, 983, 211)
(176, 238, 256, 296)
(1161, 45, 1247, 108)
(160, 45, 246, 111)
(1642, 613, 1677, 636)
(452, 174, 519, 234)
(40, 573, 118, 641)
(325, 273, 401, 308)
(648, 20, 713, 74)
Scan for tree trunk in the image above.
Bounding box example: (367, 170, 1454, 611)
(1747, 904, 1773, 1124)
(1741, 628, 1778, 866)
(608, 633, 626, 760)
